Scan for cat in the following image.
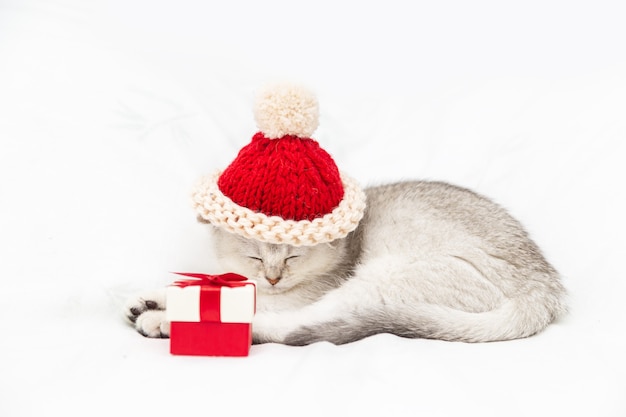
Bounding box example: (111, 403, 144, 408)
(124, 180, 566, 345)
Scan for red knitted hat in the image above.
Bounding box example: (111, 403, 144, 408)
(192, 83, 366, 246)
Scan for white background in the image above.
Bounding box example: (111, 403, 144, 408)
(1, 1, 625, 416)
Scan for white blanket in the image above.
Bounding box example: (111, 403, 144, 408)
(1, 1, 624, 415)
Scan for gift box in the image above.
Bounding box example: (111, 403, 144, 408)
(166, 272, 256, 356)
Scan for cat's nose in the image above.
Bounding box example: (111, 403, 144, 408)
(266, 277, 281, 286)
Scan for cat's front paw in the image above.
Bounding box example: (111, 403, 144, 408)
(252, 311, 289, 344)
(135, 310, 170, 338)
(124, 289, 170, 338)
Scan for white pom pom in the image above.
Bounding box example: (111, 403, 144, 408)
(253, 83, 319, 139)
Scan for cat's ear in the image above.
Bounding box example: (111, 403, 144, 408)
(196, 215, 211, 225)
(326, 238, 345, 250)
(196, 215, 220, 232)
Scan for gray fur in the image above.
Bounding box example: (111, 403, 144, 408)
(127, 180, 567, 345)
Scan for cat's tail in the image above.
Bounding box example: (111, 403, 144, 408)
(390, 293, 566, 343)
(282, 291, 566, 345)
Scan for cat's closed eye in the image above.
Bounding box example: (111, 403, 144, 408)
(285, 255, 300, 263)
(248, 256, 263, 263)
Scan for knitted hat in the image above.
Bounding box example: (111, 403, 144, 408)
(191, 83, 366, 246)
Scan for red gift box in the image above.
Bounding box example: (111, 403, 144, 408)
(166, 273, 256, 356)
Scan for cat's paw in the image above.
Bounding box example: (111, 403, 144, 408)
(123, 289, 169, 338)
(251, 311, 289, 344)
(135, 309, 170, 338)
(123, 289, 166, 323)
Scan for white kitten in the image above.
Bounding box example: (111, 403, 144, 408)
(125, 181, 566, 344)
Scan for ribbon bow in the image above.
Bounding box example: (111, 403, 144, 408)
(171, 272, 250, 288)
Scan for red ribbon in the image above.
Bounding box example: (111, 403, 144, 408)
(171, 272, 255, 322)
(171, 272, 250, 288)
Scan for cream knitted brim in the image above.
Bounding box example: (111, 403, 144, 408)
(191, 170, 366, 246)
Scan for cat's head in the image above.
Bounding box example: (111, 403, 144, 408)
(209, 227, 347, 294)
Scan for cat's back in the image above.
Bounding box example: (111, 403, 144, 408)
(358, 181, 549, 270)
(362, 180, 511, 231)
